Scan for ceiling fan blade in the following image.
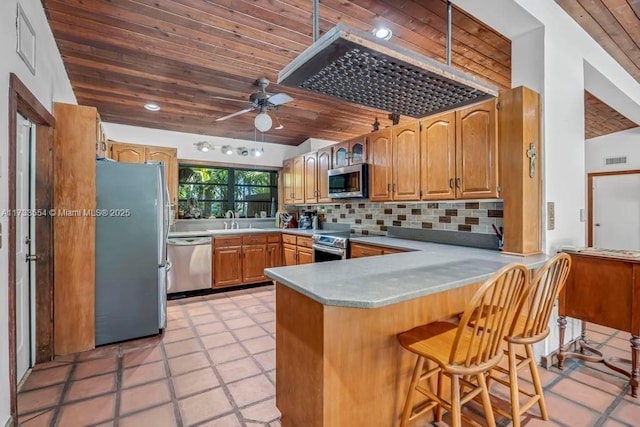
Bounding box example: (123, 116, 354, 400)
(269, 110, 284, 130)
(215, 107, 255, 122)
(211, 95, 248, 103)
(269, 93, 294, 106)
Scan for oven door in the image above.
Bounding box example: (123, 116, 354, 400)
(312, 244, 346, 262)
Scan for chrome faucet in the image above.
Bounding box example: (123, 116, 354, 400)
(226, 210, 239, 229)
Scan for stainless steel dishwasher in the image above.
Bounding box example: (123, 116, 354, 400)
(167, 236, 212, 293)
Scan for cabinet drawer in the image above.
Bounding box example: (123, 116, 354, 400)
(383, 247, 406, 255)
(267, 234, 281, 243)
(297, 236, 313, 248)
(350, 243, 384, 258)
(214, 236, 242, 247)
(242, 234, 267, 245)
(282, 234, 297, 245)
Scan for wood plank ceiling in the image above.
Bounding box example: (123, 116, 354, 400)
(556, 0, 639, 138)
(42, 0, 512, 145)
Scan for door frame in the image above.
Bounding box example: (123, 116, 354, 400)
(587, 169, 640, 247)
(8, 73, 55, 420)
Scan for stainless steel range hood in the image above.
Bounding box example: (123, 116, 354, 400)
(277, 23, 499, 118)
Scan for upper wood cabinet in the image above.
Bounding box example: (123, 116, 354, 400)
(109, 142, 179, 211)
(333, 135, 367, 168)
(316, 147, 332, 203)
(368, 129, 393, 202)
(455, 99, 499, 199)
(420, 99, 498, 200)
(282, 158, 294, 205)
(304, 152, 318, 204)
(421, 112, 456, 200)
(293, 156, 305, 204)
(369, 124, 420, 202)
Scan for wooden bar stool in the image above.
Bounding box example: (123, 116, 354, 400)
(488, 253, 572, 427)
(397, 264, 528, 427)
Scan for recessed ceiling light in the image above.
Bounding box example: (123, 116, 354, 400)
(373, 27, 392, 40)
(222, 145, 233, 155)
(144, 103, 161, 111)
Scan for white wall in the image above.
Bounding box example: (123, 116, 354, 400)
(0, 1, 75, 424)
(104, 123, 306, 168)
(586, 127, 640, 173)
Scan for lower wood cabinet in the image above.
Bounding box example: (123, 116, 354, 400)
(350, 242, 406, 258)
(282, 234, 313, 266)
(213, 234, 280, 287)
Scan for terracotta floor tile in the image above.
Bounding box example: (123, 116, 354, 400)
(178, 388, 233, 425)
(208, 343, 248, 364)
(119, 403, 178, 427)
(77, 344, 119, 361)
(243, 336, 275, 354)
(587, 323, 619, 336)
(241, 398, 281, 423)
(94, 421, 115, 427)
(167, 311, 185, 321)
(224, 316, 256, 330)
(610, 399, 640, 425)
(244, 305, 271, 315)
(267, 370, 276, 384)
(604, 419, 632, 427)
(65, 372, 116, 401)
(196, 322, 228, 337)
(122, 345, 163, 368)
(74, 356, 117, 380)
(550, 377, 617, 412)
(543, 390, 601, 425)
(217, 357, 261, 383)
(210, 302, 239, 311)
(234, 297, 261, 308)
(172, 367, 220, 399)
(119, 379, 172, 415)
(227, 374, 274, 407)
(261, 322, 276, 334)
(254, 350, 275, 371)
(163, 327, 196, 344)
(191, 313, 218, 325)
(31, 360, 72, 372)
(122, 361, 167, 389)
(189, 306, 214, 316)
(165, 338, 203, 358)
(234, 325, 267, 341)
(166, 318, 190, 330)
(20, 365, 70, 391)
(56, 394, 115, 426)
(218, 309, 246, 320)
(18, 409, 54, 427)
(607, 336, 633, 351)
(252, 312, 274, 323)
(201, 331, 237, 349)
(168, 351, 210, 376)
(18, 385, 64, 414)
(198, 413, 242, 426)
(567, 365, 628, 396)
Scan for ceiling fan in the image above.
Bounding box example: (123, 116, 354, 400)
(215, 77, 293, 132)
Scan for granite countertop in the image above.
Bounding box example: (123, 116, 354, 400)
(168, 227, 324, 239)
(265, 237, 549, 309)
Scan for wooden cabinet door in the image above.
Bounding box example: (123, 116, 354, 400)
(213, 246, 242, 287)
(293, 156, 305, 204)
(242, 244, 267, 283)
(421, 112, 456, 200)
(393, 123, 421, 201)
(110, 142, 145, 163)
(349, 138, 366, 165)
(282, 159, 294, 205)
(455, 99, 498, 199)
(297, 247, 313, 265)
(368, 129, 393, 202)
(332, 141, 349, 168)
(283, 244, 297, 266)
(96, 116, 107, 158)
(317, 147, 332, 203)
(304, 152, 318, 204)
(146, 146, 178, 211)
(266, 242, 282, 268)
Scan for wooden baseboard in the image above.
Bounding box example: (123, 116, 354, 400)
(540, 337, 580, 369)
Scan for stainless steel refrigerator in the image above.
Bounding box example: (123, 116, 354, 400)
(95, 160, 170, 346)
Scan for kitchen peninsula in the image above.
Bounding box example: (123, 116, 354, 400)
(265, 241, 548, 426)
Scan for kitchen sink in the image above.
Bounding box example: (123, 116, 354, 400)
(206, 228, 264, 234)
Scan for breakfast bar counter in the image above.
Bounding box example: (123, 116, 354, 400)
(264, 241, 548, 427)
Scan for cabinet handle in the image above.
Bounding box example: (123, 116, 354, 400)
(449, 178, 454, 189)
(101, 141, 107, 151)
(392, 183, 396, 192)
(455, 178, 461, 189)
(387, 183, 391, 192)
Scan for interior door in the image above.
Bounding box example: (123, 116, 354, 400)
(592, 173, 640, 250)
(16, 113, 33, 383)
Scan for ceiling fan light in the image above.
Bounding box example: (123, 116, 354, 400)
(254, 112, 272, 132)
(222, 145, 233, 155)
(373, 27, 392, 40)
(144, 103, 161, 111)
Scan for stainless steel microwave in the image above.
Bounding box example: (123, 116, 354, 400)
(328, 163, 369, 199)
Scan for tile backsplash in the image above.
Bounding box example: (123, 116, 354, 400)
(285, 201, 503, 236)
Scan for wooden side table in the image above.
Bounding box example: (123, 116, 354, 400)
(557, 250, 640, 397)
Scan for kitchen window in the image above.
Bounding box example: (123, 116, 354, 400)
(178, 165, 278, 219)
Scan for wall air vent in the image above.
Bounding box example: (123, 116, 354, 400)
(277, 24, 499, 118)
(604, 156, 627, 166)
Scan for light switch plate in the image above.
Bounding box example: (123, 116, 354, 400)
(547, 202, 555, 230)
(579, 208, 586, 222)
